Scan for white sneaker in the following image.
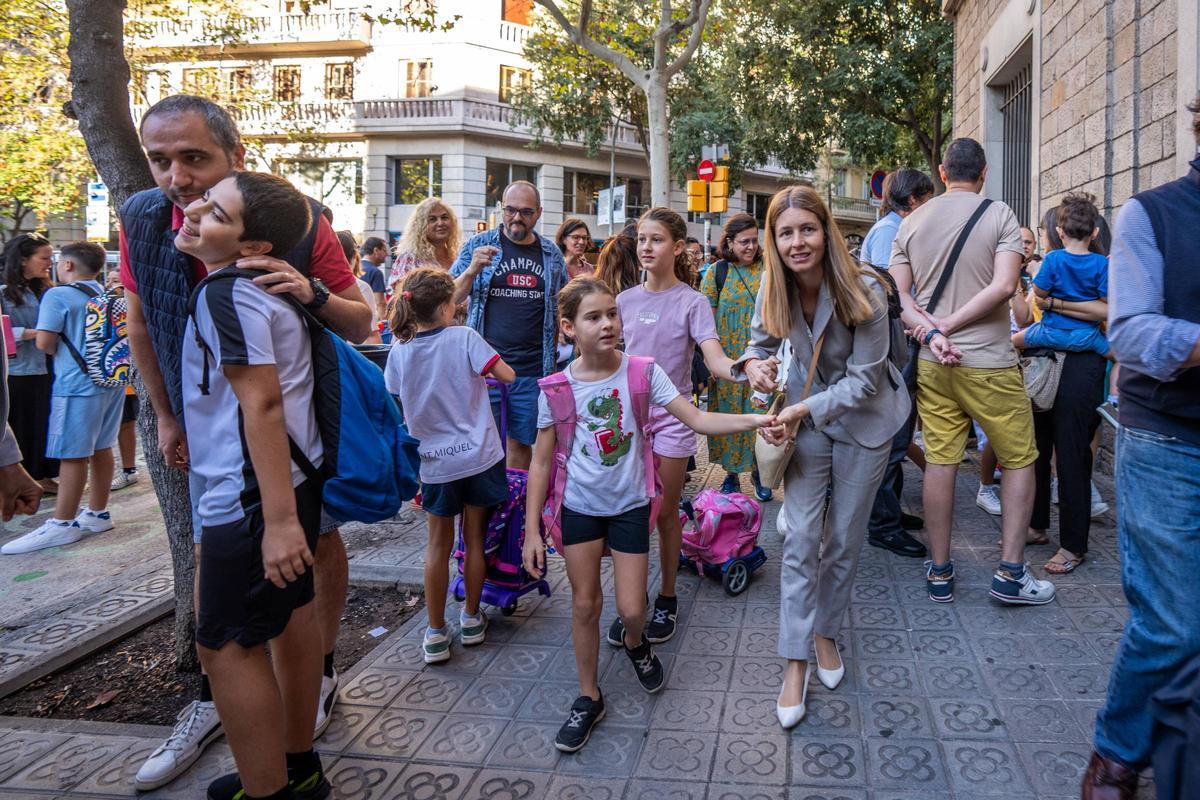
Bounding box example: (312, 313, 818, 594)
(1051, 476, 1059, 505)
(990, 564, 1056, 605)
(111, 470, 139, 491)
(1090, 481, 1110, 518)
(975, 484, 1002, 516)
(314, 668, 339, 739)
(1, 519, 84, 555)
(133, 699, 223, 791)
(75, 508, 114, 533)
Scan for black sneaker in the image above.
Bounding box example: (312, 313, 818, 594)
(625, 635, 666, 693)
(555, 694, 605, 753)
(207, 760, 330, 800)
(606, 616, 625, 647)
(645, 595, 678, 643)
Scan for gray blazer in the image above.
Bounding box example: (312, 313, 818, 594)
(734, 274, 909, 449)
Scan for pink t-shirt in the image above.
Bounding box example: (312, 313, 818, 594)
(617, 282, 719, 395)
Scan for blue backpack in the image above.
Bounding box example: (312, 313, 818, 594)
(189, 269, 419, 523)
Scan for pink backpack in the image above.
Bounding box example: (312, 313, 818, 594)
(679, 489, 762, 568)
(537, 355, 662, 553)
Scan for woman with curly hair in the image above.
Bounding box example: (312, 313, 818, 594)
(388, 197, 461, 288)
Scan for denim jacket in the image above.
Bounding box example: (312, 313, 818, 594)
(450, 227, 568, 377)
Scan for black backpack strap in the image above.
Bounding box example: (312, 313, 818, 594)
(714, 260, 729, 299)
(925, 198, 993, 316)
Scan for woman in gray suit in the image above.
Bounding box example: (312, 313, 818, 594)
(736, 185, 909, 729)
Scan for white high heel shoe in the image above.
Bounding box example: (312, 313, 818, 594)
(815, 642, 845, 690)
(776, 663, 810, 729)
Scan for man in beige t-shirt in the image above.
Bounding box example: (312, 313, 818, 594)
(888, 137, 1054, 609)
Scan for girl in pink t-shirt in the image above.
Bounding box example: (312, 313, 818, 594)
(613, 207, 742, 645)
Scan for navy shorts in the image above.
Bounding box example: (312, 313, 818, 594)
(121, 393, 140, 424)
(421, 458, 508, 518)
(490, 375, 540, 447)
(561, 504, 651, 554)
(196, 480, 322, 650)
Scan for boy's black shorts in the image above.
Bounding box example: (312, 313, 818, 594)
(196, 480, 322, 650)
(121, 393, 139, 424)
(561, 504, 651, 554)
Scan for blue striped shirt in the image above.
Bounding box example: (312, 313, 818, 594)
(1108, 199, 1200, 382)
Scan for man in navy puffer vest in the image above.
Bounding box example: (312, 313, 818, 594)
(1083, 96, 1200, 800)
(120, 95, 371, 793)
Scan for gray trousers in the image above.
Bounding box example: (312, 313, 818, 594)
(777, 429, 891, 660)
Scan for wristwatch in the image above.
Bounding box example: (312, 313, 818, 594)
(304, 277, 330, 311)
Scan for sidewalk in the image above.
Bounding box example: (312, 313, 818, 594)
(0, 455, 1149, 799)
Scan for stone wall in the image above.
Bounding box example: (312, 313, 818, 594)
(949, 0, 1183, 217)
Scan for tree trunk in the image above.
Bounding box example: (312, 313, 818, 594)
(645, 76, 671, 207)
(67, 0, 199, 672)
(134, 378, 200, 673)
(65, 0, 154, 210)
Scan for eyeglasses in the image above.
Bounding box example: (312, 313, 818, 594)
(503, 205, 538, 219)
(566, 234, 590, 243)
(733, 237, 758, 248)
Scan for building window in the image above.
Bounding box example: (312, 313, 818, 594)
(563, 171, 644, 219)
(278, 159, 364, 208)
(1000, 65, 1032, 227)
(402, 60, 433, 98)
(393, 157, 442, 204)
(486, 160, 538, 208)
(324, 63, 353, 100)
(499, 65, 531, 104)
(227, 67, 253, 102)
(746, 193, 771, 228)
(182, 67, 219, 97)
(501, 0, 533, 24)
(273, 65, 301, 102)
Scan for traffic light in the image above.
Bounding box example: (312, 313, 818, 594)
(708, 166, 729, 214)
(687, 179, 707, 213)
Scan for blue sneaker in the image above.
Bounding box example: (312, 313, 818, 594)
(751, 470, 773, 502)
(925, 561, 954, 603)
(990, 564, 1056, 605)
(720, 473, 741, 494)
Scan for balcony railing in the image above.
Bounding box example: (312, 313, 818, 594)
(131, 12, 371, 51)
(829, 194, 878, 221)
(498, 21, 531, 48)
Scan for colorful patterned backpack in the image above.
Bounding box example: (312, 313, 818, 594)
(63, 283, 131, 388)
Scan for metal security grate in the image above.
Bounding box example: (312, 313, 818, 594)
(1000, 65, 1032, 226)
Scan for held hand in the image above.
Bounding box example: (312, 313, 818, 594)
(240, 256, 316, 304)
(907, 323, 930, 342)
(0, 463, 43, 521)
(521, 536, 545, 579)
(745, 357, 780, 393)
(157, 415, 189, 471)
(470, 246, 499, 273)
(929, 333, 962, 366)
(759, 403, 808, 445)
(1034, 294, 1051, 310)
(262, 518, 314, 589)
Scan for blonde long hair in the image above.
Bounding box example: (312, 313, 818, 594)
(759, 185, 879, 338)
(395, 197, 460, 266)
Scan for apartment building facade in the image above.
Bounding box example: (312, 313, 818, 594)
(944, 0, 1198, 226)
(126, 0, 882, 249)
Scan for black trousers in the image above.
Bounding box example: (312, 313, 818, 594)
(7, 373, 59, 481)
(868, 358, 919, 538)
(1030, 351, 1106, 554)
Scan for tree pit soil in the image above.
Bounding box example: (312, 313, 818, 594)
(0, 585, 422, 726)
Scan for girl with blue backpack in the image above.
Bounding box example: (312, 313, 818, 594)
(385, 268, 515, 664)
(522, 277, 772, 753)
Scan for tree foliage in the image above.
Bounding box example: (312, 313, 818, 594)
(732, 0, 954, 187)
(0, 0, 91, 240)
(514, 0, 953, 190)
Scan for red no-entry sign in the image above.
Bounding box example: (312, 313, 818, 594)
(698, 160, 716, 181)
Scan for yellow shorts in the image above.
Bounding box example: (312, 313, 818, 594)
(916, 360, 1038, 469)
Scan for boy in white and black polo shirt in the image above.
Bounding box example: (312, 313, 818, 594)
(177, 171, 328, 800)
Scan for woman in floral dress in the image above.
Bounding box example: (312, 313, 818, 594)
(699, 213, 771, 500)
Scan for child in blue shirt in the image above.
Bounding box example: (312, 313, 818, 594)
(1, 242, 123, 557)
(1012, 192, 1110, 357)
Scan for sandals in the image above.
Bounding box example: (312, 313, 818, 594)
(1044, 548, 1086, 574)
